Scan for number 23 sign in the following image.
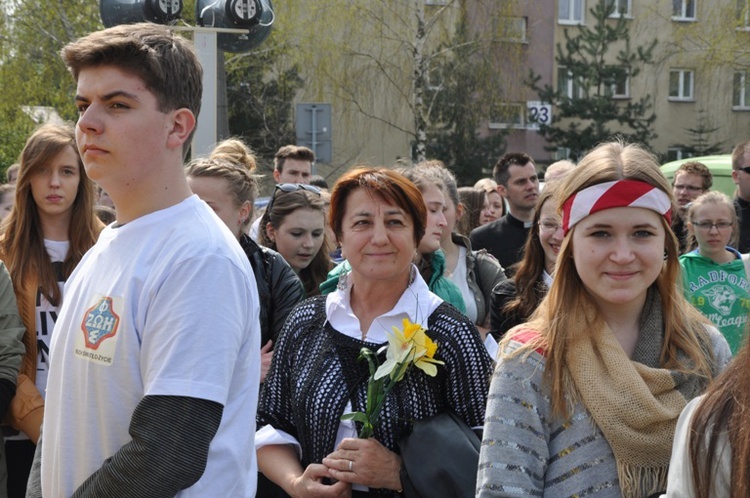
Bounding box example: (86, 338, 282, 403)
(527, 101, 552, 129)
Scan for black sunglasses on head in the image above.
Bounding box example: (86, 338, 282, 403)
(266, 183, 321, 214)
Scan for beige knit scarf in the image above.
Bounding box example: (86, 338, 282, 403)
(566, 289, 706, 498)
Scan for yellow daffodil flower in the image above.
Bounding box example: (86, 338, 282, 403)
(375, 318, 444, 381)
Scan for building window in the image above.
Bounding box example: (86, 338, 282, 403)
(605, 66, 630, 98)
(610, 76, 629, 98)
(558, 67, 584, 100)
(495, 16, 528, 43)
(739, 0, 750, 29)
(606, 0, 632, 17)
(734, 71, 750, 109)
(489, 103, 526, 130)
(556, 147, 572, 160)
(672, 0, 696, 20)
(666, 148, 688, 162)
(669, 69, 694, 101)
(559, 0, 584, 24)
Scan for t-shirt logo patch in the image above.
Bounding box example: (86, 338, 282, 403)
(703, 284, 737, 316)
(75, 296, 122, 365)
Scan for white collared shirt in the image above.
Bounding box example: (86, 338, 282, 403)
(255, 265, 443, 454)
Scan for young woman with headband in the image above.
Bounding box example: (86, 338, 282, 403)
(476, 141, 731, 498)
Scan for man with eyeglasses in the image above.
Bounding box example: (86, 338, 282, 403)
(732, 139, 750, 253)
(672, 161, 712, 253)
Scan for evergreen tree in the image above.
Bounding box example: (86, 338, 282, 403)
(423, 7, 510, 184)
(225, 47, 304, 174)
(669, 108, 726, 158)
(528, 0, 657, 160)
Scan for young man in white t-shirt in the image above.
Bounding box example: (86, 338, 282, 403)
(26, 23, 261, 498)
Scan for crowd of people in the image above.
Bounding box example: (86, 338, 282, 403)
(0, 21, 747, 498)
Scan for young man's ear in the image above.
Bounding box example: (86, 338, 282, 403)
(273, 169, 281, 183)
(166, 108, 196, 151)
(496, 184, 508, 198)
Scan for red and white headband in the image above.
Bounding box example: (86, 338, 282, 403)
(561, 180, 672, 235)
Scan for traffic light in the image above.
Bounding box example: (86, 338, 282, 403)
(196, 0, 274, 53)
(100, 0, 183, 28)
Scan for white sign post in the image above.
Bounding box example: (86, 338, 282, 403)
(526, 101, 552, 130)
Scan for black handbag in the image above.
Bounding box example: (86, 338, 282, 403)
(397, 411, 481, 498)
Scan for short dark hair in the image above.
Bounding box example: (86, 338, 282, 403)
(309, 175, 329, 190)
(274, 145, 315, 173)
(674, 161, 712, 190)
(61, 23, 202, 158)
(493, 152, 534, 186)
(329, 167, 426, 247)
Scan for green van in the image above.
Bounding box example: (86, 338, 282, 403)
(660, 155, 735, 197)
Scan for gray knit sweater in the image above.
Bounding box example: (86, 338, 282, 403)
(476, 329, 731, 497)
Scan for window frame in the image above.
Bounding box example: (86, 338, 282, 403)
(488, 103, 527, 130)
(672, 0, 697, 21)
(738, 0, 750, 29)
(559, 0, 585, 25)
(668, 69, 695, 101)
(606, 66, 630, 99)
(495, 16, 528, 43)
(666, 148, 688, 162)
(558, 66, 585, 100)
(606, 0, 632, 18)
(733, 70, 750, 110)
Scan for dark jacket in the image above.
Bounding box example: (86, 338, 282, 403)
(489, 277, 547, 340)
(469, 213, 530, 276)
(451, 233, 506, 328)
(240, 234, 305, 345)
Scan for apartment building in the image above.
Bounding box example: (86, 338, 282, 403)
(491, 0, 750, 167)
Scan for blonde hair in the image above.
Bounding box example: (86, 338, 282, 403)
(211, 138, 257, 172)
(505, 141, 714, 417)
(185, 138, 259, 227)
(686, 191, 738, 251)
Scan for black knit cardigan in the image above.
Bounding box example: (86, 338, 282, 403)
(257, 297, 493, 497)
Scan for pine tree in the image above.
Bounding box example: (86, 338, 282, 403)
(669, 108, 726, 158)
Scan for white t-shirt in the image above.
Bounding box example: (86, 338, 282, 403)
(35, 239, 69, 396)
(41, 195, 261, 498)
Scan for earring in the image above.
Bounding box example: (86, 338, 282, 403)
(663, 249, 668, 261)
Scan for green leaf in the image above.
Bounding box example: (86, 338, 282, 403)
(341, 412, 370, 424)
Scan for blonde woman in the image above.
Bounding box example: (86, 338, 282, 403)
(680, 191, 748, 354)
(477, 142, 731, 497)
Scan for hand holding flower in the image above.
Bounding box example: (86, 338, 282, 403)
(342, 319, 444, 439)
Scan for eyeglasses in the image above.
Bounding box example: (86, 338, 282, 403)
(266, 183, 321, 214)
(673, 184, 703, 193)
(539, 221, 562, 233)
(736, 166, 750, 175)
(691, 220, 733, 231)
